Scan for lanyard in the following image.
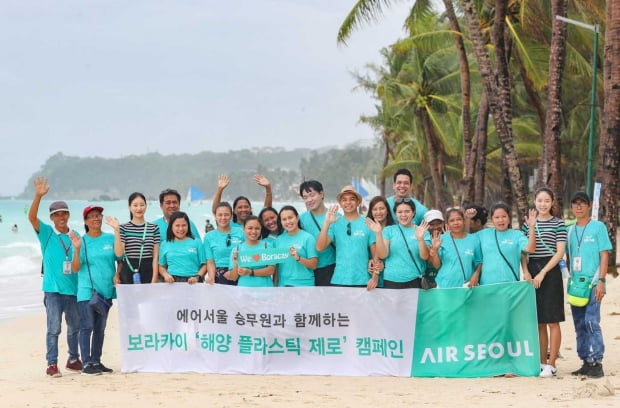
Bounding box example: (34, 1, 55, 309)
(124, 223, 148, 272)
(574, 221, 590, 254)
(58, 232, 72, 260)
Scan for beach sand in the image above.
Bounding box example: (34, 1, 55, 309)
(2, 278, 619, 408)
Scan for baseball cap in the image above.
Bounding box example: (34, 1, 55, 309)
(423, 209, 444, 223)
(570, 191, 591, 205)
(83, 205, 104, 219)
(49, 201, 69, 215)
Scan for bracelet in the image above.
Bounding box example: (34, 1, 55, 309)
(251, 269, 255, 276)
(296, 256, 301, 262)
(194, 274, 203, 282)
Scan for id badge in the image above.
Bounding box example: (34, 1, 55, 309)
(62, 260, 72, 275)
(572, 257, 582, 272)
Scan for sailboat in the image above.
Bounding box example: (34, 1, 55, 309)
(186, 185, 207, 206)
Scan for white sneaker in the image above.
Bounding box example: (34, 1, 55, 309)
(539, 364, 557, 378)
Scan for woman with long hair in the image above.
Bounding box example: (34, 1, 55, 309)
(107, 192, 160, 284)
(159, 211, 207, 284)
(520, 187, 567, 378)
(274, 205, 317, 287)
(203, 202, 244, 285)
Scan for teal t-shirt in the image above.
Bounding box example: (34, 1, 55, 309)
(37, 221, 79, 296)
(567, 220, 612, 284)
(203, 228, 245, 267)
(328, 216, 376, 285)
(159, 237, 206, 277)
(382, 224, 425, 282)
(275, 229, 317, 287)
(299, 210, 336, 268)
(152, 216, 201, 242)
(435, 232, 482, 288)
(77, 233, 117, 301)
(386, 196, 428, 226)
(228, 242, 274, 287)
(478, 228, 529, 285)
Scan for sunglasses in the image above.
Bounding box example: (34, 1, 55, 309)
(226, 234, 231, 247)
(394, 197, 412, 204)
(346, 222, 351, 236)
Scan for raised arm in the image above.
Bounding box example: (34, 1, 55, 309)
(29, 176, 50, 232)
(316, 205, 338, 251)
(211, 174, 230, 214)
(416, 221, 431, 260)
(69, 232, 82, 273)
(105, 216, 125, 258)
(254, 174, 273, 209)
(523, 208, 538, 253)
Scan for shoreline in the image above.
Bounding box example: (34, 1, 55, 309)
(1, 278, 619, 407)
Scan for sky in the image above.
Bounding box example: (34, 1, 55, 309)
(0, 0, 416, 196)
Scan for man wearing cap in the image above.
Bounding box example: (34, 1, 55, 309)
(567, 191, 612, 378)
(316, 185, 378, 289)
(386, 168, 428, 225)
(299, 180, 337, 286)
(152, 188, 201, 242)
(28, 176, 82, 378)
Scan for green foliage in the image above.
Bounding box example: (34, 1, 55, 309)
(20, 146, 384, 202)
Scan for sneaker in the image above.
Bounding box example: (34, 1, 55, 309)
(539, 364, 557, 378)
(586, 362, 604, 378)
(93, 362, 113, 373)
(571, 361, 589, 376)
(81, 364, 102, 376)
(65, 358, 83, 372)
(46, 364, 62, 378)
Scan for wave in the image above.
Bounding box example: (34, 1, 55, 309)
(0, 255, 41, 278)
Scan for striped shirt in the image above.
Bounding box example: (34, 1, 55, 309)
(120, 221, 160, 259)
(521, 217, 566, 258)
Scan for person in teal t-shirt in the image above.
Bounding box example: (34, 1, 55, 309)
(152, 188, 201, 242)
(566, 191, 612, 379)
(370, 198, 428, 288)
(299, 180, 338, 286)
(204, 202, 245, 285)
(478, 203, 537, 285)
(70, 205, 118, 375)
(316, 185, 378, 289)
(28, 176, 81, 378)
(226, 216, 275, 287)
(275, 205, 317, 287)
(385, 168, 428, 225)
(159, 212, 207, 284)
(429, 208, 482, 288)
(259, 206, 282, 246)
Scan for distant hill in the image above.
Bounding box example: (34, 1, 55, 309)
(18, 143, 384, 202)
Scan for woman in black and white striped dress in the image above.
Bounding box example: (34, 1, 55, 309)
(521, 187, 567, 378)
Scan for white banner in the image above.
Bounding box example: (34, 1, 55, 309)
(117, 285, 417, 376)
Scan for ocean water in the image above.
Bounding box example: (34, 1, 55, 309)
(0, 199, 217, 320)
(0, 199, 306, 320)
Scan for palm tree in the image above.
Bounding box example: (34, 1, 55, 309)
(598, 0, 620, 275)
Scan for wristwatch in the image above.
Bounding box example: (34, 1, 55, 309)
(599, 277, 606, 283)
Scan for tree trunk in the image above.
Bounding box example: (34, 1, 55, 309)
(541, 0, 568, 214)
(474, 91, 489, 204)
(459, 0, 529, 219)
(420, 109, 449, 209)
(444, 0, 473, 205)
(598, 0, 620, 275)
